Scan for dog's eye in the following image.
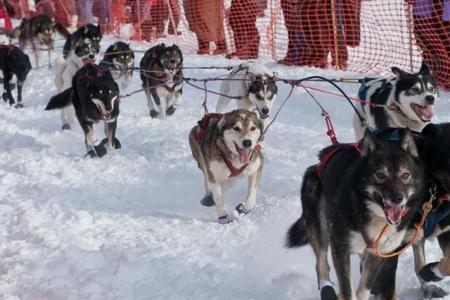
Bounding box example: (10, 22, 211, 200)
(375, 172, 386, 180)
(250, 126, 256, 131)
(108, 90, 112, 94)
(400, 172, 410, 180)
(429, 86, 436, 93)
(233, 126, 241, 132)
(411, 87, 420, 93)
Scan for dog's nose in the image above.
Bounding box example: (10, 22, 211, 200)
(261, 107, 269, 115)
(89, 54, 95, 59)
(242, 139, 252, 148)
(170, 59, 177, 64)
(391, 194, 403, 204)
(425, 95, 435, 105)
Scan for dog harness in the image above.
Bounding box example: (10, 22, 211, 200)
(358, 77, 400, 112)
(315, 143, 362, 176)
(195, 113, 261, 178)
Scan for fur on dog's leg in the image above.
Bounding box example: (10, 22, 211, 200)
(370, 256, 398, 299)
(236, 165, 262, 215)
(2, 71, 13, 105)
(60, 105, 75, 129)
(105, 120, 118, 150)
(210, 183, 230, 223)
(146, 89, 159, 118)
(330, 241, 354, 300)
(356, 251, 385, 300)
(46, 88, 73, 110)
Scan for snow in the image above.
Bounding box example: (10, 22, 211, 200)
(1, 36, 450, 300)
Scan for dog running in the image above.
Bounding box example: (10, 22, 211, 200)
(140, 43, 183, 118)
(189, 109, 264, 224)
(46, 63, 120, 158)
(0, 45, 31, 108)
(286, 129, 425, 300)
(99, 41, 134, 89)
(354, 62, 437, 139)
(12, 14, 69, 67)
(62, 24, 102, 59)
(216, 61, 278, 122)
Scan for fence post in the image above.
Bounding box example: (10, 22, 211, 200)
(406, 2, 414, 72)
(331, 0, 339, 70)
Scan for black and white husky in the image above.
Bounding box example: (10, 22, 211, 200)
(46, 64, 120, 158)
(215, 62, 278, 121)
(54, 40, 100, 130)
(139, 43, 182, 118)
(99, 41, 134, 89)
(286, 130, 425, 300)
(354, 63, 437, 139)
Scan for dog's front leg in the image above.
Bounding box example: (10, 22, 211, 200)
(166, 90, 180, 116)
(147, 88, 162, 118)
(61, 105, 75, 130)
(15, 80, 24, 108)
(356, 250, 385, 300)
(210, 183, 231, 224)
(2, 71, 14, 105)
(236, 166, 261, 215)
(102, 119, 121, 150)
(82, 121, 105, 158)
(330, 240, 355, 300)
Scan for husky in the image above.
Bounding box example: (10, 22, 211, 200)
(0, 45, 31, 108)
(99, 41, 134, 89)
(189, 109, 264, 224)
(46, 64, 120, 158)
(216, 62, 278, 121)
(368, 124, 450, 299)
(286, 130, 425, 300)
(354, 62, 437, 139)
(139, 43, 183, 118)
(12, 15, 70, 67)
(54, 40, 100, 130)
(62, 24, 102, 59)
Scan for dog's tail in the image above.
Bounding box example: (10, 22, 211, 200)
(45, 88, 73, 110)
(285, 217, 309, 248)
(54, 23, 70, 38)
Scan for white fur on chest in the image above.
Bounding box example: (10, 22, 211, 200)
(209, 156, 261, 183)
(349, 217, 406, 254)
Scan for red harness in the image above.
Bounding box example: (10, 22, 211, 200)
(0, 44, 16, 56)
(195, 113, 262, 178)
(316, 143, 363, 176)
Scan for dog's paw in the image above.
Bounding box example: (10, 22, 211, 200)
(218, 215, 232, 225)
(320, 286, 337, 300)
(14, 103, 24, 109)
(235, 203, 251, 215)
(113, 137, 121, 149)
(419, 262, 444, 282)
(93, 143, 108, 158)
(86, 150, 98, 158)
(423, 284, 448, 298)
(150, 109, 159, 118)
(2, 92, 8, 103)
(200, 192, 215, 207)
(166, 105, 176, 116)
(62, 124, 71, 130)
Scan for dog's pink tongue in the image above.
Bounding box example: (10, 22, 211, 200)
(238, 148, 251, 164)
(386, 205, 403, 225)
(418, 105, 434, 120)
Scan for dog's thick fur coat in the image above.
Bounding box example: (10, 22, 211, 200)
(189, 109, 264, 224)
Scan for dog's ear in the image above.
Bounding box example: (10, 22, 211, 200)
(419, 61, 431, 74)
(391, 67, 408, 77)
(361, 129, 378, 156)
(400, 128, 419, 158)
(248, 74, 259, 93)
(217, 114, 227, 130)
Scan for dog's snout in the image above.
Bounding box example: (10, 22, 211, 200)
(425, 95, 435, 105)
(242, 139, 252, 148)
(261, 107, 269, 115)
(391, 194, 403, 204)
(170, 59, 177, 64)
(89, 54, 95, 59)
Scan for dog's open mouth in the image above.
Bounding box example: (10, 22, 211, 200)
(235, 143, 252, 164)
(259, 113, 269, 119)
(411, 103, 433, 122)
(374, 193, 407, 225)
(82, 57, 95, 65)
(102, 113, 111, 120)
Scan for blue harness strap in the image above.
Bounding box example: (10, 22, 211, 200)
(423, 199, 450, 238)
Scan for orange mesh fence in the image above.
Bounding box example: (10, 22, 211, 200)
(35, 0, 450, 87)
